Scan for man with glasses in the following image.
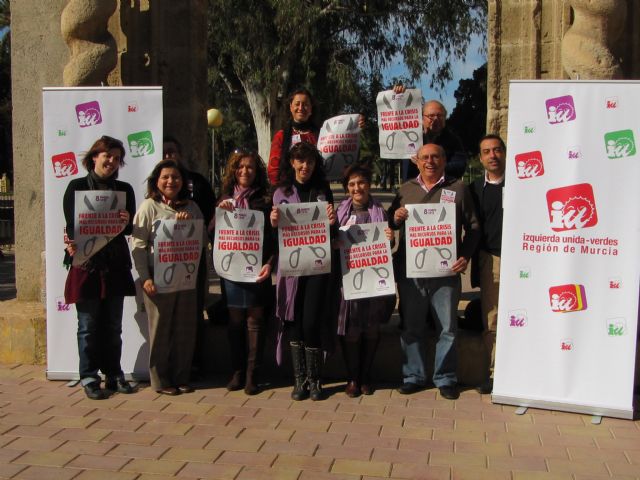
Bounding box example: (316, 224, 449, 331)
(394, 86, 469, 182)
(470, 134, 506, 395)
(388, 143, 480, 400)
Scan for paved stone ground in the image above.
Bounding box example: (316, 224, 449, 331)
(0, 363, 639, 479)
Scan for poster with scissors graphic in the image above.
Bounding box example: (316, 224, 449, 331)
(153, 219, 203, 293)
(376, 88, 423, 159)
(317, 114, 361, 181)
(212, 207, 264, 282)
(405, 204, 456, 278)
(277, 202, 331, 277)
(338, 222, 396, 300)
(73, 190, 126, 266)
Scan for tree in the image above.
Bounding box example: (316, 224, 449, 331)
(0, 0, 11, 179)
(447, 63, 487, 156)
(207, 0, 487, 159)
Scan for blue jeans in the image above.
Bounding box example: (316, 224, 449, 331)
(398, 275, 460, 387)
(76, 296, 125, 386)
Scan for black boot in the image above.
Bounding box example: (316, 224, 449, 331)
(290, 341, 308, 400)
(245, 317, 263, 395)
(359, 335, 379, 395)
(340, 337, 361, 398)
(305, 347, 324, 401)
(226, 314, 246, 391)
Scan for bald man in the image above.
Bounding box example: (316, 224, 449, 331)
(388, 143, 479, 400)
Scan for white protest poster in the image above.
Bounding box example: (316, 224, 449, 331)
(317, 114, 361, 181)
(494, 80, 640, 419)
(213, 208, 264, 282)
(376, 88, 422, 159)
(404, 204, 456, 278)
(277, 202, 331, 277)
(43, 87, 162, 380)
(338, 222, 395, 300)
(153, 219, 203, 294)
(72, 191, 126, 266)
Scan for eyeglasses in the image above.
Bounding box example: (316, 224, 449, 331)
(424, 114, 445, 120)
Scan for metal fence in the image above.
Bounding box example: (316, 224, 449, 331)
(0, 193, 14, 247)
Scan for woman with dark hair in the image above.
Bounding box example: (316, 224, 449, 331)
(267, 88, 317, 185)
(270, 142, 337, 401)
(267, 87, 365, 185)
(131, 159, 205, 395)
(336, 164, 395, 397)
(63, 135, 137, 400)
(214, 149, 274, 395)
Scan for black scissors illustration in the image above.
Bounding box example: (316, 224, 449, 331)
(385, 130, 420, 151)
(435, 247, 453, 261)
(163, 262, 197, 284)
(83, 236, 98, 257)
(372, 266, 390, 279)
(221, 251, 258, 272)
(309, 246, 327, 259)
(289, 247, 301, 268)
(403, 130, 419, 142)
(415, 248, 428, 269)
(353, 269, 365, 290)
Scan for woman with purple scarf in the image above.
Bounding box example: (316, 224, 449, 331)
(214, 149, 274, 395)
(270, 142, 337, 401)
(336, 165, 396, 397)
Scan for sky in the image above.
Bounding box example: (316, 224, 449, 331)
(383, 33, 486, 114)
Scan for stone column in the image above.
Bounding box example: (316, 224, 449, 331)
(562, 0, 626, 79)
(61, 0, 118, 86)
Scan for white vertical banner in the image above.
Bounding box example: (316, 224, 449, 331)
(43, 87, 163, 380)
(494, 81, 640, 419)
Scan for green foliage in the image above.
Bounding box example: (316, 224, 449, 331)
(207, 0, 487, 154)
(448, 63, 487, 156)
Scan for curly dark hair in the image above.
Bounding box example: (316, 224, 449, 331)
(221, 149, 268, 196)
(341, 164, 372, 192)
(81, 136, 126, 178)
(144, 159, 190, 202)
(277, 142, 329, 195)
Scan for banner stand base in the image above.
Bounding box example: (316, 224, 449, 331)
(492, 394, 634, 420)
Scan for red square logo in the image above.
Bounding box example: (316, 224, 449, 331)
(514, 151, 544, 179)
(51, 152, 78, 178)
(549, 284, 588, 313)
(546, 183, 598, 232)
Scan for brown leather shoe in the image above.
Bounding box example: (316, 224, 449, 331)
(345, 380, 361, 398)
(158, 387, 179, 396)
(360, 383, 374, 395)
(178, 385, 194, 394)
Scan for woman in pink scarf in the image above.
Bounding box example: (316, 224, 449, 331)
(214, 149, 274, 395)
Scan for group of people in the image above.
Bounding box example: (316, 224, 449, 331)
(61, 87, 506, 403)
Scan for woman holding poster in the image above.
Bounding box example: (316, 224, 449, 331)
(214, 149, 274, 395)
(267, 87, 318, 185)
(270, 142, 337, 401)
(267, 87, 365, 185)
(131, 159, 204, 396)
(62, 136, 137, 400)
(336, 165, 396, 397)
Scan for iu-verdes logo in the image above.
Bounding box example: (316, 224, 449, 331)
(545, 95, 576, 124)
(75, 101, 102, 127)
(515, 151, 544, 179)
(546, 183, 598, 232)
(606, 318, 626, 337)
(508, 310, 527, 327)
(51, 152, 78, 178)
(549, 284, 587, 313)
(604, 130, 636, 159)
(127, 131, 155, 158)
(561, 339, 574, 351)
